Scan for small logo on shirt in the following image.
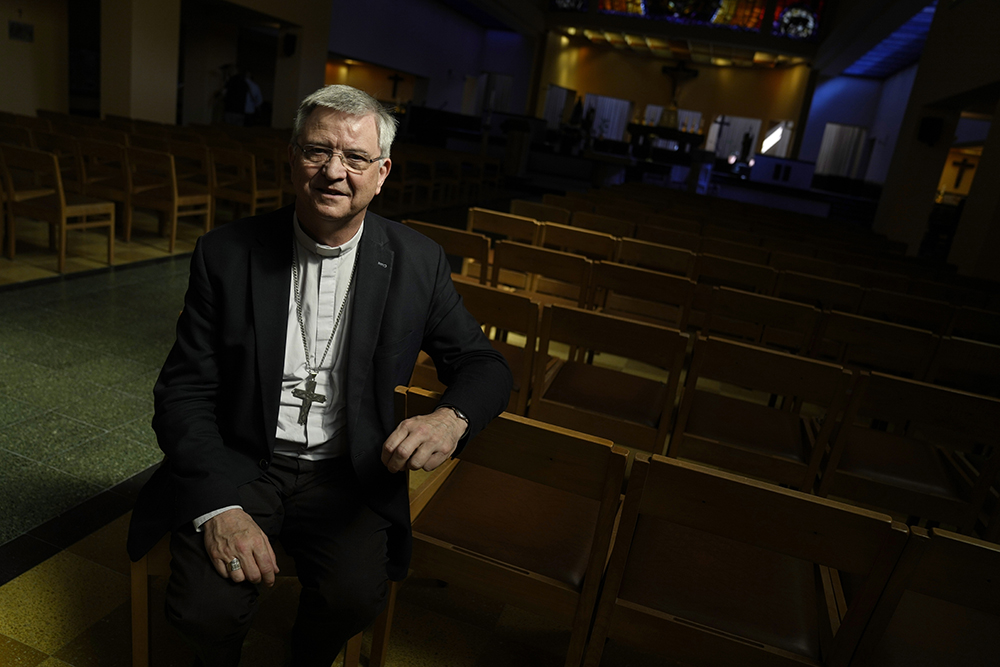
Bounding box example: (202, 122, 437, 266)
(377, 261, 388, 268)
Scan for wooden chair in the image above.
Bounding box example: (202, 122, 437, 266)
(671, 335, 854, 490)
(31, 131, 84, 193)
(582, 455, 908, 667)
(694, 253, 778, 294)
(530, 304, 688, 454)
(850, 526, 1000, 666)
(810, 311, 940, 379)
(510, 198, 570, 225)
(409, 281, 541, 415)
(1, 148, 56, 256)
(491, 240, 592, 308)
(86, 125, 130, 146)
(925, 336, 1000, 398)
(1, 145, 114, 272)
(167, 140, 214, 191)
(370, 386, 628, 667)
(702, 286, 823, 354)
(0, 122, 35, 147)
(702, 222, 760, 246)
(131, 534, 364, 667)
(858, 288, 955, 335)
(643, 212, 701, 235)
(210, 147, 282, 220)
(947, 305, 1000, 345)
(127, 147, 213, 252)
(837, 265, 910, 294)
(466, 207, 540, 283)
(402, 219, 490, 284)
(634, 223, 702, 251)
(699, 236, 771, 265)
(775, 270, 866, 313)
(818, 372, 1000, 535)
(614, 237, 696, 277)
(588, 261, 697, 331)
(769, 251, 842, 281)
(539, 221, 617, 260)
(542, 192, 593, 214)
(571, 210, 635, 238)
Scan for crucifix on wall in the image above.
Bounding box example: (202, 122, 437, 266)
(953, 157, 976, 189)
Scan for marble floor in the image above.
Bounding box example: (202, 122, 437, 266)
(0, 208, 668, 666)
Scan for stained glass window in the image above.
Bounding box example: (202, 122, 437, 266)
(772, 0, 825, 40)
(592, 0, 822, 37)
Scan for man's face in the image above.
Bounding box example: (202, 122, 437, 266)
(289, 107, 391, 239)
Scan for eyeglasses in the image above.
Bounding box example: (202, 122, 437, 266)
(294, 143, 384, 173)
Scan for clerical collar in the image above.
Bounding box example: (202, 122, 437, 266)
(292, 214, 363, 257)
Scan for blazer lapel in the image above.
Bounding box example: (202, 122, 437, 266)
(346, 215, 394, 434)
(250, 211, 293, 452)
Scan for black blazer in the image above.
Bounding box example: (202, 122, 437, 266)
(126, 206, 511, 579)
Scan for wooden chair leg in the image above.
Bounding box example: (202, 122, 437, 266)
(368, 580, 398, 667)
(131, 556, 150, 667)
(342, 631, 363, 667)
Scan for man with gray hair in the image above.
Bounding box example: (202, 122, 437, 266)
(127, 84, 511, 666)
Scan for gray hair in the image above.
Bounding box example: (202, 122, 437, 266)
(292, 84, 399, 159)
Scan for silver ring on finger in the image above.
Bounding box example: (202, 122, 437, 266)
(228, 557, 242, 572)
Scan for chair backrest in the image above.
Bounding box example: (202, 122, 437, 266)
(699, 236, 770, 265)
(925, 336, 1000, 398)
(510, 199, 570, 225)
(811, 311, 940, 379)
(760, 236, 818, 257)
(769, 251, 841, 280)
(539, 222, 617, 261)
(571, 210, 635, 238)
(643, 212, 701, 235)
(403, 220, 490, 285)
(851, 527, 1000, 667)
(542, 192, 593, 214)
(614, 237, 696, 277)
(491, 240, 592, 307)
(694, 253, 778, 294)
(128, 134, 171, 152)
(634, 224, 701, 251)
(702, 286, 822, 353)
(589, 261, 696, 330)
(0, 123, 35, 147)
(858, 288, 955, 335)
(211, 146, 256, 186)
(775, 270, 865, 313)
(820, 371, 1000, 532)
(583, 454, 907, 667)
(33, 131, 83, 192)
(947, 305, 1000, 345)
(87, 125, 129, 146)
(12, 115, 52, 133)
(466, 207, 539, 244)
(837, 264, 910, 293)
(701, 222, 759, 246)
(1, 145, 65, 206)
(127, 147, 178, 196)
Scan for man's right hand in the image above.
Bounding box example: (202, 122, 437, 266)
(203, 508, 280, 586)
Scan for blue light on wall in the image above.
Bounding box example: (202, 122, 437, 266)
(843, 1, 937, 79)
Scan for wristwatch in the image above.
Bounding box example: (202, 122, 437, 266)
(440, 404, 470, 436)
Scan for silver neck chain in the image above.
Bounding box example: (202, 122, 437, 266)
(292, 240, 357, 378)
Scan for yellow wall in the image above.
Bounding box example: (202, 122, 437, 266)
(937, 148, 981, 197)
(537, 32, 812, 141)
(0, 0, 68, 115)
(324, 61, 418, 105)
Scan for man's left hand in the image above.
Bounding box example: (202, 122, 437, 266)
(381, 407, 466, 473)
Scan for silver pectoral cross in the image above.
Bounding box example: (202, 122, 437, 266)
(291, 375, 326, 425)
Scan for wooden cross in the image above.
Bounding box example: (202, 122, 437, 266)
(953, 157, 976, 189)
(388, 73, 404, 98)
(292, 376, 326, 425)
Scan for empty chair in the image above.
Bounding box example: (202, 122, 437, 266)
(539, 222, 617, 260)
(1, 145, 114, 272)
(168, 139, 213, 189)
(694, 253, 778, 293)
(76, 138, 135, 240)
(671, 335, 853, 490)
(925, 336, 1000, 398)
(210, 147, 282, 219)
(542, 192, 594, 214)
(466, 207, 540, 282)
(699, 236, 770, 265)
(614, 237, 696, 277)
(371, 386, 628, 667)
(33, 131, 84, 193)
(702, 222, 759, 246)
(410, 281, 540, 415)
(775, 270, 865, 313)
(702, 286, 822, 354)
(769, 251, 841, 280)
(86, 125, 130, 146)
(761, 236, 818, 257)
(582, 455, 907, 667)
(491, 240, 592, 308)
(818, 372, 1000, 535)
(571, 210, 635, 238)
(850, 526, 1000, 667)
(531, 304, 689, 453)
(810, 311, 940, 379)
(127, 147, 213, 252)
(588, 261, 697, 331)
(859, 288, 956, 335)
(510, 198, 570, 225)
(402, 219, 490, 284)
(837, 264, 910, 293)
(643, 212, 701, 235)
(634, 224, 701, 251)
(0, 123, 35, 147)
(948, 305, 1000, 345)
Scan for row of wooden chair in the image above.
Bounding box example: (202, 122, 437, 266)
(365, 386, 1000, 667)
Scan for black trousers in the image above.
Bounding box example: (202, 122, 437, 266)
(164, 455, 391, 667)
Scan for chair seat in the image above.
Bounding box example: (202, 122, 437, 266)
(861, 590, 1000, 666)
(618, 517, 821, 660)
(413, 463, 600, 588)
(839, 430, 963, 498)
(685, 390, 809, 463)
(544, 360, 667, 428)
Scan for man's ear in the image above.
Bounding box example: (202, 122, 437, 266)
(375, 158, 392, 195)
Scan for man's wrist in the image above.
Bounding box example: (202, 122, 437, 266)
(437, 404, 470, 438)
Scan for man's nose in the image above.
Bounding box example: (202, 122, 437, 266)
(320, 154, 348, 178)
